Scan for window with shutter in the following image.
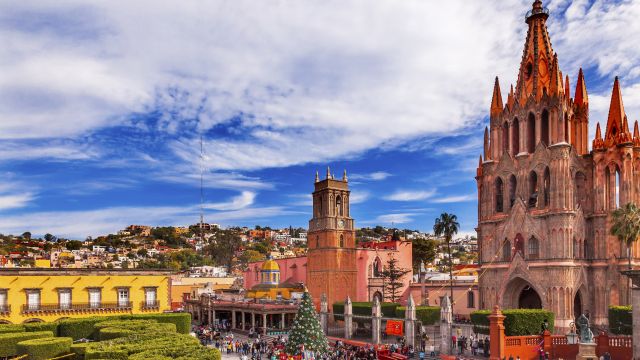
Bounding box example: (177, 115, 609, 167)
(89, 289, 101, 308)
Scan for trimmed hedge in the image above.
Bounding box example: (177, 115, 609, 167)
(24, 321, 60, 334)
(470, 309, 555, 336)
(17, 336, 73, 360)
(0, 324, 25, 334)
(0, 331, 54, 357)
(609, 305, 632, 335)
(85, 349, 128, 360)
(58, 312, 191, 339)
(70, 343, 89, 360)
(98, 328, 134, 341)
(396, 306, 440, 325)
(333, 302, 400, 317)
(124, 313, 191, 334)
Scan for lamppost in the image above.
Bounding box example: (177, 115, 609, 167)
(566, 322, 578, 345)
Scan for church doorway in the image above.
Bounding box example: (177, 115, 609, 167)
(518, 285, 542, 309)
(574, 291, 583, 320)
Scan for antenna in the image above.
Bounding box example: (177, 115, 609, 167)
(199, 134, 205, 244)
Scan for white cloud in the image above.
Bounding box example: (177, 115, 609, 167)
(374, 213, 415, 224)
(204, 191, 256, 211)
(430, 194, 476, 203)
(349, 172, 392, 181)
(350, 191, 370, 204)
(0, 193, 34, 210)
(384, 189, 436, 202)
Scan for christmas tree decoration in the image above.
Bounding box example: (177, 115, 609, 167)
(285, 291, 330, 355)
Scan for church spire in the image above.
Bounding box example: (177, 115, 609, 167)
(490, 76, 503, 118)
(483, 126, 490, 160)
(549, 53, 563, 97)
(593, 122, 604, 150)
(604, 77, 629, 143)
(634, 120, 640, 147)
(574, 68, 588, 106)
(564, 74, 570, 103)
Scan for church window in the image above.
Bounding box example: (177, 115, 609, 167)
(514, 234, 524, 257)
(502, 122, 509, 154)
(541, 110, 550, 146)
(527, 113, 535, 153)
(512, 118, 520, 156)
(502, 240, 511, 261)
(318, 196, 323, 217)
(573, 237, 578, 258)
(575, 172, 587, 209)
(373, 257, 382, 277)
(564, 113, 570, 143)
(339, 234, 344, 247)
(528, 171, 538, 208)
(495, 178, 504, 213)
(605, 167, 611, 209)
(467, 291, 475, 308)
(509, 175, 517, 208)
(528, 236, 539, 259)
(526, 62, 533, 79)
(615, 167, 621, 208)
(336, 195, 343, 216)
(543, 167, 550, 207)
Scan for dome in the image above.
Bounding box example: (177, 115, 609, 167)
(261, 259, 280, 272)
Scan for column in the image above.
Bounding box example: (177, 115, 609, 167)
(252, 312, 256, 331)
(488, 305, 506, 360)
(262, 313, 267, 335)
(319, 293, 328, 334)
(633, 284, 640, 359)
(281, 313, 285, 330)
(405, 295, 416, 349)
(232, 310, 236, 330)
(440, 295, 452, 354)
(212, 309, 216, 326)
(372, 296, 382, 344)
(344, 296, 353, 340)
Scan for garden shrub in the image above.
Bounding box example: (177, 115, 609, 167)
(58, 317, 116, 340)
(98, 327, 134, 341)
(124, 313, 192, 334)
(0, 324, 25, 334)
(24, 321, 59, 334)
(70, 343, 89, 360)
(395, 306, 440, 325)
(333, 301, 400, 321)
(470, 309, 554, 336)
(84, 349, 128, 359)
(16, 336, 72, 360)
(0, 331, 53, 357)
(609, 305, 632, 335)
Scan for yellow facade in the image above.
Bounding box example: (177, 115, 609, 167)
(34, 259, 51, 268)
(245, 259, 304, 300)
(0, 269, 173, 324)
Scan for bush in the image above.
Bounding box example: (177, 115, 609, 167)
(333, 302, 400, 317)
(0, 324, 25, 334)
(70, 343, 89, 360)
(470, 309, 555, 336)
(98, 328, 134, 341)
(84, 349, 128, 359)
(24, 321, 59, 334)
(58, 317, 116, 340)
(609, 305, 632, 335)
(125, 313, 192, 334)
(0, 331, 54, 357)
(17, 336, 72, 360)
(396, 306, 440, 325)
(127, 346, 222, 360)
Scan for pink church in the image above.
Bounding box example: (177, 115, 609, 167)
(243, 239, 414, 304)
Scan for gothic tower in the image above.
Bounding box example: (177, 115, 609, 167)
(474, 0, 640, 331)
(307, 168, 357, 310)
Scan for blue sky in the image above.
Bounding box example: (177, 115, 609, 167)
(1, 0, 640, 239)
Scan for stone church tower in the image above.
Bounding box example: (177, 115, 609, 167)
(476, 0, 640, 330)
(307, 168, 357, 310)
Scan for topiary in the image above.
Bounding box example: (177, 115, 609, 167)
(0, 331, 54, 358)
(609, 305, 632, 335)
(16, 336, 72, 360)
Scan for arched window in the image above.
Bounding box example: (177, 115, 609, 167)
(564, 113, 570, 143)
(502, 240, 511, 261)
(573, 237, 578, 258)
(514, 234, 524, 257)
(615, 167, 621, 208)
(502, 122, 510, 154)
(339, 234, 344, 247)
(496, 178, 504, 213)
(373, 257, 382, 277)
(512, 118, 520, 156)
(315, 236, 319, 249)
(541, 110, 550, 146)
(605, 167, 611, 209)
(336, 195, 343, 216)
(318, 196, 323, 217)
(575, 172, 587, 209)
(527, 113, 536, 153)
(528, 171, 538, 208)
(467, 291, 475, 308)
(528, 236, 539, 259)
(509, 175, 517, 208)
(543, 167, 550, 207)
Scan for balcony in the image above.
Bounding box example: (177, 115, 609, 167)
(141, 300, 160, 310)
(21, 302, 133, 314)
(0, 304, 9, 315)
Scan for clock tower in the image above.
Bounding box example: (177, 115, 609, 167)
(307, 167, 357, 310)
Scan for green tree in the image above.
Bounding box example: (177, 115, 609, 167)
(65, 240, 83, 251)
(611, 202, 640, 270)
(433, 212, 459, 355)
(137, 248, 148, 257)
(21, 232, 31, 240)
(285, 292, 329, 355)
(44, 233, 56, 242)
(412, 237, 437, 272)
(206, 230, 242, 272)
(380, 254, 410, 302)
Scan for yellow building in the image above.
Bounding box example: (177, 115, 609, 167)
(245, 259, 304, 300)
(0, 268, 173, 324)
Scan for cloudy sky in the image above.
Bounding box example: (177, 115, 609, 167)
(1, 0, 639, 239)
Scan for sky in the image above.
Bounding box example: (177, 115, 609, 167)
(1, 0, 640, 239)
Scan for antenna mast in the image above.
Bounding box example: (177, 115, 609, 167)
(200, 134, 205, 244)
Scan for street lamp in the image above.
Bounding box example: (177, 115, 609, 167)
(566, 322, 578, 345)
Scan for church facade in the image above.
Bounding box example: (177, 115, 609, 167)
(476, 0, 639, 330)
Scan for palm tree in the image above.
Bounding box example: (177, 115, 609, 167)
(611, 202, 640, 270)
(433, 212, 459, 353)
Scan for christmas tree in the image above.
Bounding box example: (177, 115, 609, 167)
(285, 291, 330, 355)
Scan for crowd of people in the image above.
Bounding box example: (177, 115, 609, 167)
(451, 334, 490, 357)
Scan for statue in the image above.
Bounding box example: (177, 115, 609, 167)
(576, 313, 594, 343)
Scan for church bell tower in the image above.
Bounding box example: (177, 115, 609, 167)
(306, 167, 357, 309)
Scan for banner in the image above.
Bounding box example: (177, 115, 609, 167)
(386, 320, 403, 336)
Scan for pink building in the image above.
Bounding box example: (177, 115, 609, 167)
(243, 240, 414, 304)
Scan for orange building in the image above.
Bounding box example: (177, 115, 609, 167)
(307, 168, 357, 308)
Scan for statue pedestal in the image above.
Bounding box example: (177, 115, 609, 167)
(576, 343, 597, 360)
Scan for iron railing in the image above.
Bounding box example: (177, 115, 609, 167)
(21, 302, 133, 313)
(0, 304, 9, 314)
(141, 300, 160, 309)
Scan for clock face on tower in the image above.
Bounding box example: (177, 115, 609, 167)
(338, 220, 344, 229)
